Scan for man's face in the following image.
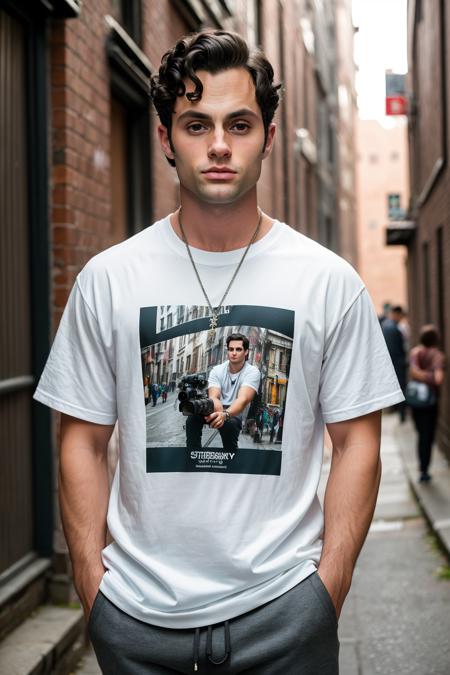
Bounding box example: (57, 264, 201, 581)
(158, 67, 275, 205)
(390, 310, 403, 324)
(227, 340, 248, 368)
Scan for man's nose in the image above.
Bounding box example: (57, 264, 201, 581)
(207, 128, 231, 159)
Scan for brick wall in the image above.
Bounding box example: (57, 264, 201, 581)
(50, 3, 112, 329)
(408, 0, 450, 457)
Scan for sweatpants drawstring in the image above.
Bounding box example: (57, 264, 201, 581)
(192, 621, 231, 671)
(207, 621, 231, 665)
(193, 627, 200, 671)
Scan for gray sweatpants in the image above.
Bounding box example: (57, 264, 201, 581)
(88, 572, 339, 674)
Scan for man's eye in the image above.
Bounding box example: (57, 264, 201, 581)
(187, 123, 206, 133)
(231, 122, 250, 133)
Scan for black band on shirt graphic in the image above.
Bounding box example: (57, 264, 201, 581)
(140, 305, 294, 475)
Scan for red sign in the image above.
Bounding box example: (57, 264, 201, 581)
(386, 96, 408, 116)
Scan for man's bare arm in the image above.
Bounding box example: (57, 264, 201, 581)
(59, 413, 115, 618)
(206, 385, 256, 428)
(318, 410, 382, 618)
(208, 385, 223, 411)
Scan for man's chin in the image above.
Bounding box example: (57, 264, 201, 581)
(196, 183, 254, 205)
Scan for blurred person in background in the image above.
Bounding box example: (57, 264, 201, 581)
(408, 325, 446, 482)
(378, 301, 391, 327)
(398, 311, 410, 353)
(382, 305, 407, 421)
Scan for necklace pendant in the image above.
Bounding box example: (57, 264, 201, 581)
(207, 327, 216, 344)
(207, 312, 218, 344)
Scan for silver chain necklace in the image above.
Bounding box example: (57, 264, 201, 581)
(178, 207, 263, 345)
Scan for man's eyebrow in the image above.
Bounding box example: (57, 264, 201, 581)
(176, 108, 260, 123)
(226, 109, 260, 121)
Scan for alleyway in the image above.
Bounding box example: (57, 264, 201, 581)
(75, 414, 450, 675)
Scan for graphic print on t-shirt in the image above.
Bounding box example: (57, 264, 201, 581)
(140, 305, 294, 475)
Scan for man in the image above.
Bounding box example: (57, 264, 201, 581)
(378, 301, 391, 327)
(151, 382, 159, 407)
(382, 305, 407, 421)
(34, 30, 403, 674)
(186, 333, 260, 451)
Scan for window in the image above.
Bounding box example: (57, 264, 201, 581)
(387, 193, 401, 220)
(328, 120, 334, 164)
(246, 0, 262, 46)
(110, 97, 129, 244)
(167, 314, 173, 329)
(110, 0, 142, 45)
(107, 14, 152, 242)
(160, 317, 165, 332)
(109, 91, 151, 241)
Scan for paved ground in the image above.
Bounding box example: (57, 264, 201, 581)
(335, 413, 450, 675)
(146, 392, 281, 450)
(75, 412, 450, 674)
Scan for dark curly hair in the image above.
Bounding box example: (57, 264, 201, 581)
(150, 30, 281, 166)
(419, 324, 440, 348)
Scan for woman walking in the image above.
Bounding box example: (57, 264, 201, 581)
(408, 325, 446, 482)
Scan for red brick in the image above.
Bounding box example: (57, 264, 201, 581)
(53, 287, 71, 308)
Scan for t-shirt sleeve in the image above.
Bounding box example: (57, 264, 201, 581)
(208, 367, 222, 391)
(319, 287, 404, 423)
(241, 366, 261, 393)
(33, 278, 117, 425)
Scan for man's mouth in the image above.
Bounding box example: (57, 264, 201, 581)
(202, 167, 237, 180)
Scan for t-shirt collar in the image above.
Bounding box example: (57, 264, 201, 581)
(162, 215, 283, 266)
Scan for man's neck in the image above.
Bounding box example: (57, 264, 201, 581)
(229, 361, 245, 375)
(170, 189, 273, 252)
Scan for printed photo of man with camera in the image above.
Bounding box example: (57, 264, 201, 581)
(185, 333, 261, 452)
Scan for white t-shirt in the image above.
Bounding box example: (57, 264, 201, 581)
(208, 360, 261, 408)
(34, 217, 403, 629)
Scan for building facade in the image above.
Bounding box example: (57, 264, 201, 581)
(335, 0, 358, 267)
(357, 118, 409, 315)
(405, 0, 449, 459)
(0, 0, 356, 668)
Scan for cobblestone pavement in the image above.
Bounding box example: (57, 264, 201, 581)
(75, 413, 450, 674)
(145, 392, 281, 450)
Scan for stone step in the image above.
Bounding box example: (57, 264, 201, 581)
(0, 604, 84, 675)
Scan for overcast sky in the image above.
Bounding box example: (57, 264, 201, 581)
(352, 0, 408, 121)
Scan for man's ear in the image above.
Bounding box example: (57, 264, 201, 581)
(158, 124, 175, 161)
(262, 123, 276, 159)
